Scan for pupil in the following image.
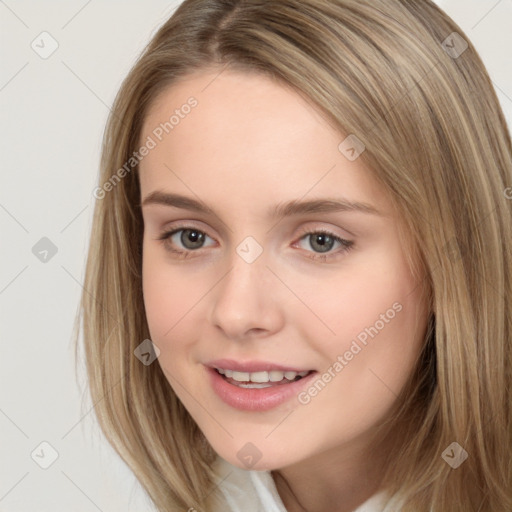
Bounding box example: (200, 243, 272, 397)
(311, 233, 334, 253)
(182, 229, 204, 249)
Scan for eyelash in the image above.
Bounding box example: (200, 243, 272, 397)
(156, 225, 354, 262)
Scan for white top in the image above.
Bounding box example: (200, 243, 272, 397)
(208, 456, 404, 512)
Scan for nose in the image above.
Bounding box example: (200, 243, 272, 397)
(208, 249, 285, 341)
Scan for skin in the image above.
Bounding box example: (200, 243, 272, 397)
(139, 68, 430, 512)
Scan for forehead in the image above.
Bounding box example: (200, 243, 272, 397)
(142, 67, 337, 149)
(138, 69, 385, 215)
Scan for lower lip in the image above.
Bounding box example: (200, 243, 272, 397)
(206, 366, 317, 412)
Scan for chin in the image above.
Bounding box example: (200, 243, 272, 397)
(209, 437, 304, 473)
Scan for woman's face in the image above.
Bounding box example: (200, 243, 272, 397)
(139, 68, 430, 471)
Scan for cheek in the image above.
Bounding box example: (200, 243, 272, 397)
(142, 246, 216, 385)
(142, 248, 195, 348)
(142, 267, 193, 403)
(302, 256, 427, 421)
(295, 250, 418, 354)
(297, 246, 427, 394)
(142, 255, 173, 339)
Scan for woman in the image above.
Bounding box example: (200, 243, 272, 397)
(77, 1, 512, 510)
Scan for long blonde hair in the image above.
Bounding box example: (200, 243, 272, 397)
(74, 1, 512, 510)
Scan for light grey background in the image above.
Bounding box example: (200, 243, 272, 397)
(1, 1, 511, 511)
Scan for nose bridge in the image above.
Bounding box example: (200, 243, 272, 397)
(209, 235, 282, 338)
(218, 235, 269, 306)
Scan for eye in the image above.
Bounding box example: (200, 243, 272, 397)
(157, 226, 215, 258)
(294, 228, 354, 262)
(156, 225, 354, 262)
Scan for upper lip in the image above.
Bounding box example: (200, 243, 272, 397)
(205, 358, 313, 373)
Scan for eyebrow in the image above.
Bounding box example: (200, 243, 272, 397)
(141, 191, 382, 218)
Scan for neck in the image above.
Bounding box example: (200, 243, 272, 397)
(271, 430, 390, 512)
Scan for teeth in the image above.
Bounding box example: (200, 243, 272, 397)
(250, 371, 270, 383)
(216, 368, 309, 383)
(232, 371, 250, 382)
(269, 370, 286, 382)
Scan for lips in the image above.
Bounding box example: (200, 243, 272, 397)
(206, 365, 318, 411)
(205, 358, 312, 373)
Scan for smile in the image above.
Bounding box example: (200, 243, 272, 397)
(207, 366, 318, 411)
(215, 368, 311, 388)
